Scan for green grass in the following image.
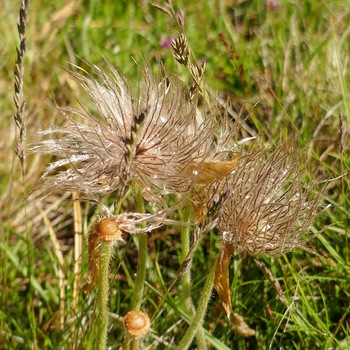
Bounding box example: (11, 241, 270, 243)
(1, 0, 349, 349)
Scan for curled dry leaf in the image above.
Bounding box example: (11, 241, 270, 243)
(214, 244, 235, 318)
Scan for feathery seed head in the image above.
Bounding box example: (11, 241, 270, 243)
(31, 62, 214, 202)
(214, 144, 323, 319)
(218, 145, 322, 256)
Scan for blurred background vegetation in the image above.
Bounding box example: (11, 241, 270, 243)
(1, 0, 349, 349)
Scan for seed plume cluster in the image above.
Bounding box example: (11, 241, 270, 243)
(214, 144, 323, 320)
(31, 62, 215, 202)
(218, 146, 321, 256)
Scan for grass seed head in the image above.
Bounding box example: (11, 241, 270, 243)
(171, 33, 190, 67)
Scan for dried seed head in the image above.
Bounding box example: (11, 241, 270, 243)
(218, 145, 322, 256)
(98, 218, 122, 242)
(30, 62, 214, 203)
(214, 144, 323, 319)
(124, 311, 151, 337)
(82, 218, 123, 293)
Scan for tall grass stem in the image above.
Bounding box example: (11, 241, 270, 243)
(124, 184, 147, 350)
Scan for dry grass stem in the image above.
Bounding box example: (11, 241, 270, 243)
(36, 204, 66, 330)
(72, 192, 82, 314)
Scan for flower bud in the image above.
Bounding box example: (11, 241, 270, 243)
(98, 218, 122, 242)
(124, 311, 151, 337)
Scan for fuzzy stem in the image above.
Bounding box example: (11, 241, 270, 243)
(124, 185, 147, 350)
(130, 232, 148, 311)
(96, 241, 113, 350)
(177, 261, 216, 350)
(181, 206, 192, 311)
(130, 184, 147, 310)
(181, 206, 207, 349)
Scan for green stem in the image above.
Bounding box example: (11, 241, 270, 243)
(181, 208, 207, 349)
(96, 241, 113, 350)
(177, 261, 216, 350)
(124, 184, 147, 350)
(130, 232, 148, 310)
(130, 184, 147, 310)
(181, 206, 192, 312)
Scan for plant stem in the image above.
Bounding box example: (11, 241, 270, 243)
(130, 184, 147, 310)
(130, 232, 148, 310)
(181, 206, 207, 349)
(124, 184, 147, 350)
(181, 205, 192, 312)
(96, 241, 113, 350)
(177, 261, 216, 350)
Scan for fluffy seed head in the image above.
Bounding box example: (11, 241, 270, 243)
(30, 62, 214, 202)
(214, 144, 323, 319)
(218, 145, 322, 256)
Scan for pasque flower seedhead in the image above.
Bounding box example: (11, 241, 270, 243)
(214, 144, 323, 319)
(31, 62, 214, 202)
(218, 145, 321, 256)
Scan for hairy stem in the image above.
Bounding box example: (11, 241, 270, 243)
(96, 241, 113, 350)
(130, 184, 147, 310)
(181, 206, 207, 349)
(124, 185, 147, 350)
(177, 260, 216, 350)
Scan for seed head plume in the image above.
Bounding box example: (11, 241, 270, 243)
(219, 145, 321, 255)
(30, 62, 214, 204)
(214, 144, 323, 322)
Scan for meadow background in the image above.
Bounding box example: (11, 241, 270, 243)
(1, 0, 349, 349)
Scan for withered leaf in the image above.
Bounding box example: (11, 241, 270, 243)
(214, 244, 235, 318)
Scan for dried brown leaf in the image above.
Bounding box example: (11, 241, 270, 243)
(214, 244, 235, 318)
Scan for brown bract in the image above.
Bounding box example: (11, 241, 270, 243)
(186, 158, 238, 189)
